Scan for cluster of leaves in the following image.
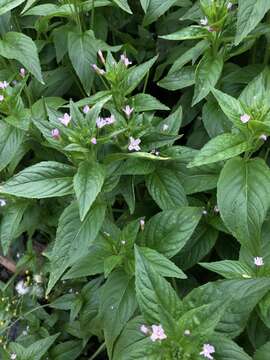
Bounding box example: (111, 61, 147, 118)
(1, 0, 270, 359)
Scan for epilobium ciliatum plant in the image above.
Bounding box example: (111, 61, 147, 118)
(1, 0, 270, 359)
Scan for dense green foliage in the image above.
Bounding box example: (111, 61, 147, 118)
(1, 0, 270, 359)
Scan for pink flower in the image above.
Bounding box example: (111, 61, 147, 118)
(120, 54, 132, 67)
(227, 2, 233, 10)
(59, 113, 71, 126)
(51, 128, 60, 139)
(91, 137, 97, 144)
(260, 134, 267, 141)
(20, 68, 26, 77)
(92, 64, 105, 75)
(105, 115, 115, 125)
(0, 95, 4, 102)
(240, 114, 250, 123)
(0, 81, 8, 89)
(0, 199, 6, 207)
(200, 344, 215, 359)
(162, 124, 169, 131)
(98, 50, 106, 64)
(200, 17, 208, 26)
(128, 137, 141, 151)
(140, 325, 149, 334)
(96, 117, 107, 128)
(140, 219, 145, 231)
(254, 257, 264, 266)
(150, 324, 167, 342)
(83, 105, 90, 114)
(123, 105, 134, 118)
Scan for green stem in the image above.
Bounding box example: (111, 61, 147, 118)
(88, 342, 106, 360)
(91, 0, 95, 29)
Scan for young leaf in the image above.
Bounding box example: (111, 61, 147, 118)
(1, 161, 75, 198)
(146, 168, 187, 210)
(192, 51, 223, 105)
(74, 161, 106, 221)
(142, 207, 202, 258)
(124, 56, 158, 95)
(217, 157, 270, 254)
(160, 26, 209, 40)
(211, 87, 244, 125)
(188, 133, 251, 168)
(0, 32, 43, 83)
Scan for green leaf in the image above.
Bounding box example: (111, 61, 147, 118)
(137, 246, 186, 279)
(142, 0, 178, 26)
(68, 31, 96, 95)
(0, 0, 25, 15)
(142, 207, 202, 258)
(1, 161, 75, 199)
(47, 202, 106, 294)
(132, 93, 169, 112)
(158, 66, 195, 91)
(104, 255, 122, 277)
(112, 0, 132, 14)
(185, 278, 270, 338)
(74, 161, 105, 221)
(217, 157, 270, 254)
(188, 133, 251, 168)
(210, 334, 252, 360)
(192, 51, 223, 105)
(1, 202, 28, 255)
(0, 32, 43, 83)
(135, 245, 181, 323)
(202, 99, 232, 138)
(9, 334, 59, 360)
(99, 271, 137, 357)
(49, 340, 84, 360)
(63, 244, 111, 279)
(211, 87, 244, 125)
(0, 122, 24, 172)
(146, 168, 187, 210)
(160, 26, 209, 40)
(124, 56, 158, 95)
(200, 260, 253, 279)
(254, 341, 270, 360)
(235, 0, 270, 45)
(112, 316, 156, 360)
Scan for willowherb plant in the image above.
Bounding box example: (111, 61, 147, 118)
(1, 0, 270, 359)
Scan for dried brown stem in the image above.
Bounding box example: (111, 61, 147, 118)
(0, 255, 16, 273)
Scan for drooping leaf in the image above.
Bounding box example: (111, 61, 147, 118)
(0, 0, 25, 15)
(1, 161, 75, 199)
(0, 32, 43, 82)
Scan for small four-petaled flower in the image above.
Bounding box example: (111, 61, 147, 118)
(240, 114, 250, 123)
(128, 137, 141, 151)
(0, 199, 6, 207)
(123, 105, 134, 118)
(83, 105, 90, 114)
(59, 113, 71, 126)
(51, 128, 60, 139)
(200, 344, 215, 359)
(92, 64, 105, 75)
(120, 54, 132, 67)
(254, 257, 264, 267)
(0, 81, 8, 89)
(0, 95, 4, 101)
(150, 324, 167, 342)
